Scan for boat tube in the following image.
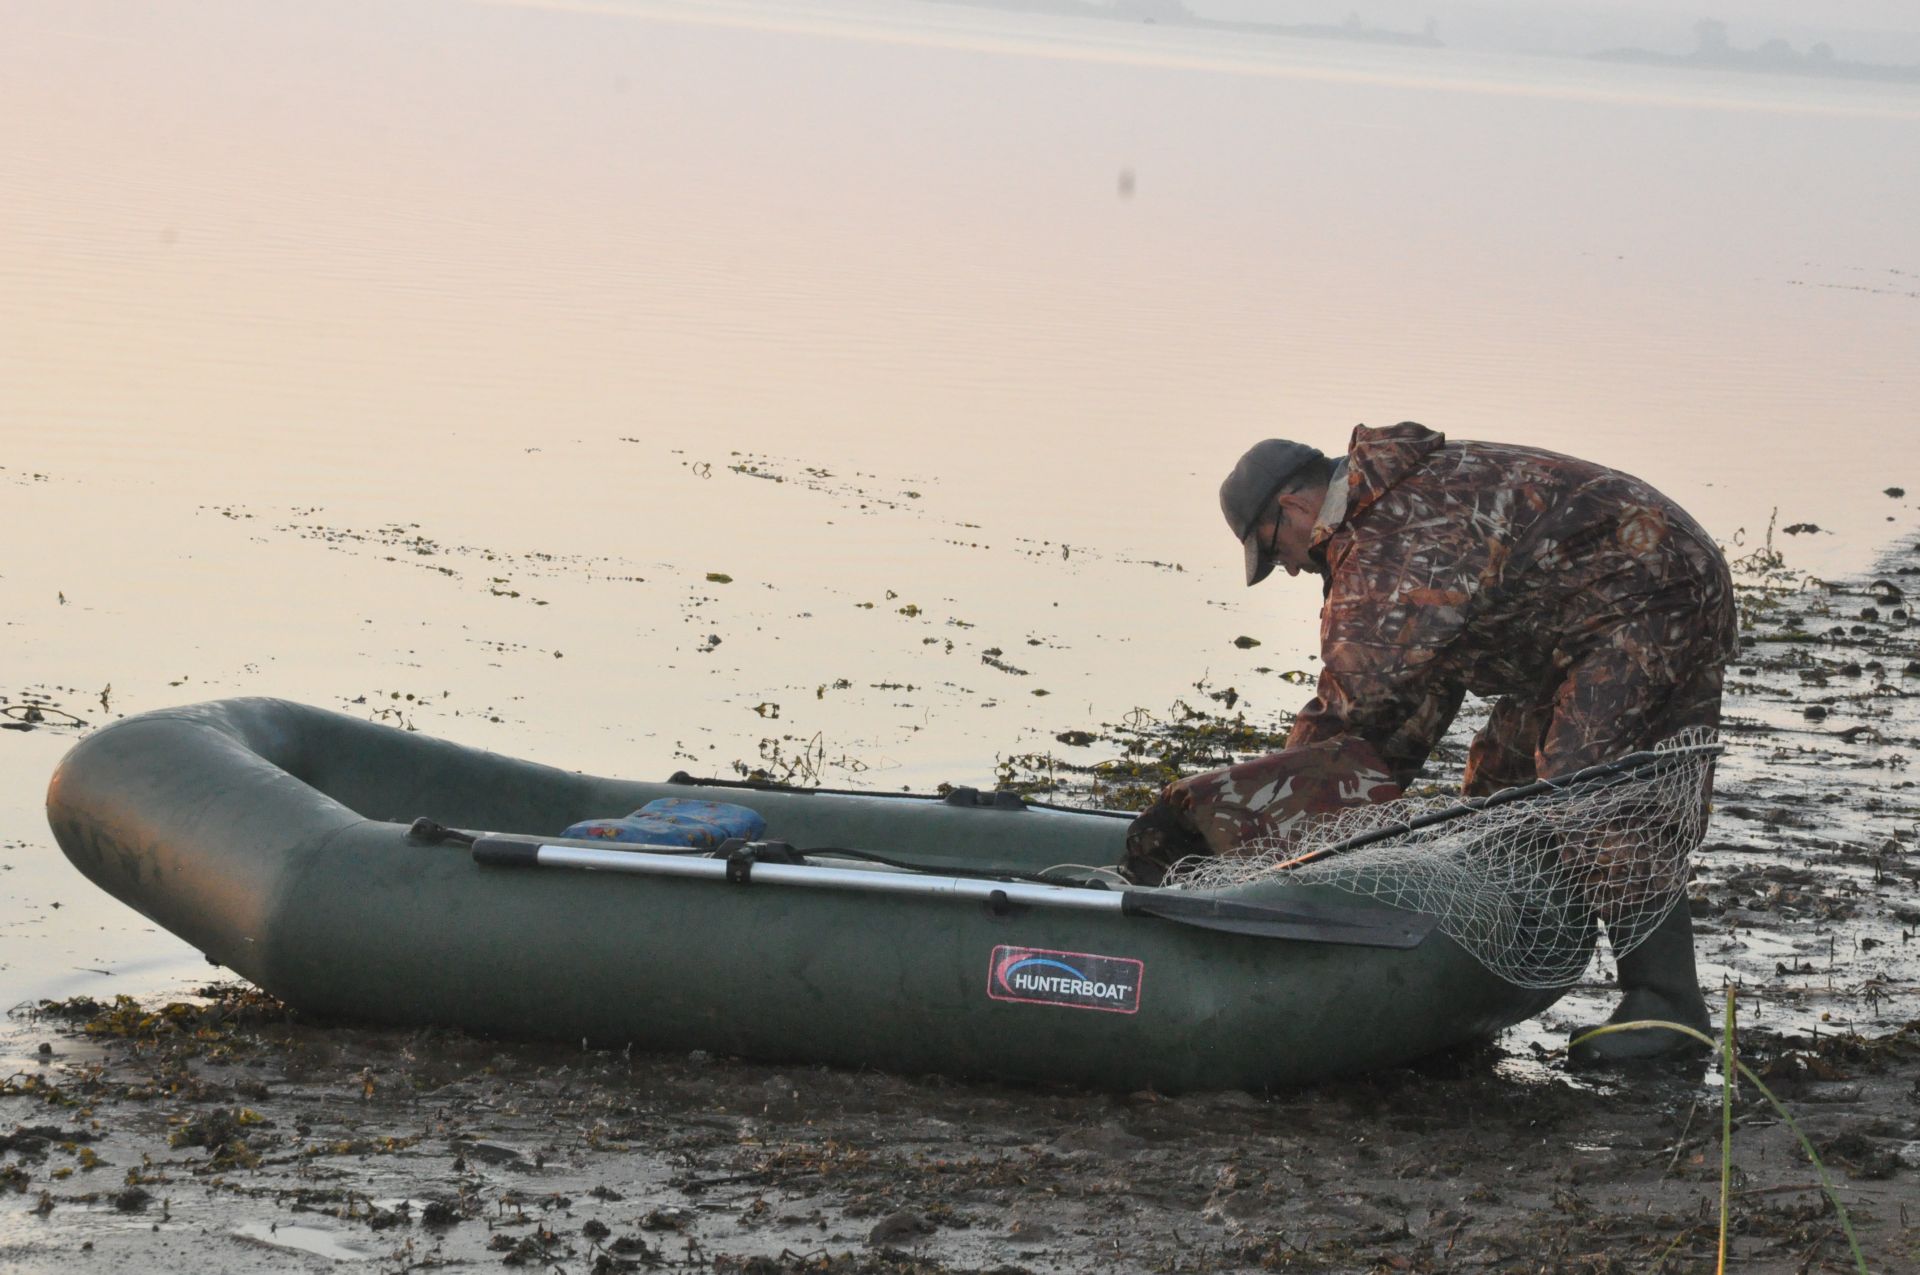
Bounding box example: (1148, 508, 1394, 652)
(46, 699, 1577, 1091)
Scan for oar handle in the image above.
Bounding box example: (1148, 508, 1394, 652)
(472, 839, 540, 867)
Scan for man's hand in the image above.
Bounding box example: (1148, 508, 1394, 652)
(1119, 788, 1209, 886)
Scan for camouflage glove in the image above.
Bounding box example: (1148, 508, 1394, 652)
(1119, 785, 1209, 886)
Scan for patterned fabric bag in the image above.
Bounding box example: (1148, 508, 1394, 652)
(563, 797, 767, 848)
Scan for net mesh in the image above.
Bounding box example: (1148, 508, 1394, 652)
(1162, 731, 1720, 989)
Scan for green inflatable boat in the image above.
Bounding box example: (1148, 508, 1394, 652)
(46, 698, 1575, 1091)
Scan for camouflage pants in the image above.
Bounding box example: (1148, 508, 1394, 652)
(1461, 609, 1729, 920)
(1463, 622, 1727, 794)
(1119, 736, 1402, 886)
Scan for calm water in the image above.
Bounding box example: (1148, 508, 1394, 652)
(3, 0, 1918, 1007)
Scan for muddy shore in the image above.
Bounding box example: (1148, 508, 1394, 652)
(5, 530, 1920, 1273)
(1, 988, 1916, 1274)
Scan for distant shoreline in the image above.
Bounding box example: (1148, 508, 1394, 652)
(1591, 23, 1920, 87)
(928, 0, 1443, 50)
(1592, 47, 1920, 86)
(939, 2, 1920, 82)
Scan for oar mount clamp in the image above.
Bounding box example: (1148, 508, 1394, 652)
(714, 839, 807, 883)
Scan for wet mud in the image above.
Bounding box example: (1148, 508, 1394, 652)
(6, 525, 1920, 1273)
(2, 987, 1915, 1273)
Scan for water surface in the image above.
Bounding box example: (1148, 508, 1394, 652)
(3, 0, 1917, 1008)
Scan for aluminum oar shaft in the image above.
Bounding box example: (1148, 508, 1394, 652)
(470, 836, 1434, 948)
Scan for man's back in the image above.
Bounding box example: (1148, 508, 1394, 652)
(1323, 423, 1736, 699)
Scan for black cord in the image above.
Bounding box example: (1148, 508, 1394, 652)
(664, 771, 1133, 820)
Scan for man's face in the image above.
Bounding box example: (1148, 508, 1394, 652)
(1252, 493, 1321, 580)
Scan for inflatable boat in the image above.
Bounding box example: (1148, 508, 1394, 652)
(45, 699, 1575, 1091)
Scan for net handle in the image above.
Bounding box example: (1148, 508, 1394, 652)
(1267, 742, 1724, 871)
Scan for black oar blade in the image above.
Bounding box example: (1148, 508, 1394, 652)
(1122, 891, 1438, 949)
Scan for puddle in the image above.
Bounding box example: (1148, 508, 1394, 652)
(231, 1220, 383, 1262)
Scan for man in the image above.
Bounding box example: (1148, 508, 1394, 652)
(1206, 422, 1735, 1064)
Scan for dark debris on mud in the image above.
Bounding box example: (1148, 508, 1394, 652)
(0, 685, 94, 734)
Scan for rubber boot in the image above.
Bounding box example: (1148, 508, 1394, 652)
(1567, 904, 1711, 1068)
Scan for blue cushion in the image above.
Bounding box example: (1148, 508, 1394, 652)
(561, 798, 767, 849)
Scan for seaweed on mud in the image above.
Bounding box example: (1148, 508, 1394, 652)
(109, 1184, 154, 1212)
(994, 680, 1295, 806)
(491, 1227, 573, 1265)
(711, 1254, 1032, 1275)
(420, 1196, 465, 1227)
(35, 987, 292, 1053)
(0, 1071, 91, 1109)
(0, 1125, 94, 1156)
(1, 687, 91, 732)
(169, 1107, 269, 1171)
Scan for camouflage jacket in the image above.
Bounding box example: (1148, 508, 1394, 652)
(1118, 736, 1402, 885)
(1286, 423, 1738, 786)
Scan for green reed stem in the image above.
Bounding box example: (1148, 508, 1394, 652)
(1718, 987, 1734, 1275)
(1569, 1016, 1870, 1275)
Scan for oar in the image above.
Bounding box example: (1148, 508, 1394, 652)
(469, 835, 1437, 949)
(1268, 742, 1724, 871)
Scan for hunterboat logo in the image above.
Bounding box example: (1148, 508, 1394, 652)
(987, 945, 1143, 1014)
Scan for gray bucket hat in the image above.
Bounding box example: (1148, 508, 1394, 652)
(1220, 439, 1324, 586)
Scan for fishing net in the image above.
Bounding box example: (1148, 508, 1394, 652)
(1163, 731, 1720, 989)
